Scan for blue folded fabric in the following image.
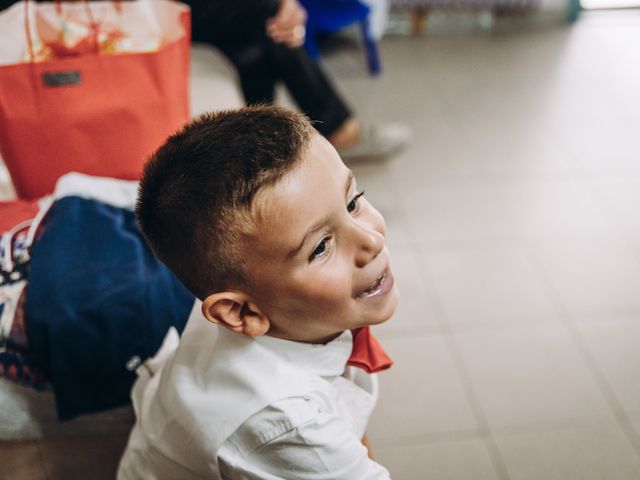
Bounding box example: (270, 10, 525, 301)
(25, 196, 194, 420)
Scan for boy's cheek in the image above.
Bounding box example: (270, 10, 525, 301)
(257, 275, 346, 310)
(293, 279, 350, 305)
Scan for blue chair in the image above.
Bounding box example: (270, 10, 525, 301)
(300, 0, 381, 75)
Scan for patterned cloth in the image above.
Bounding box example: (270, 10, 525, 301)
(2, 174, 195, 421)
(0, 200, 48, 389)
(0, 283, 48, 389)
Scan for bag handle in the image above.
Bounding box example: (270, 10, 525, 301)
(24, 0, 34, 61)
(24, 0, 122, 62)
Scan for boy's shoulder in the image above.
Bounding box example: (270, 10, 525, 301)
(154, 309, 331, 445)
(121, 306, 384, 479)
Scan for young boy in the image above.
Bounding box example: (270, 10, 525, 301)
(118, 105, 399, 479)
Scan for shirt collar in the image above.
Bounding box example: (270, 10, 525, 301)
(252, 330, 353, 377)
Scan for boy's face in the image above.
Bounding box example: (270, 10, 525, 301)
(242, 134, 399, 344)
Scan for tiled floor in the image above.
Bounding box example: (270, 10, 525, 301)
(333, 9, 640, 479)
(2, 8, 640, 480)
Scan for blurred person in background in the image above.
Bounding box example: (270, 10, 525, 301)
(0, 0, 409, 161)
(185, 0, 410, 161)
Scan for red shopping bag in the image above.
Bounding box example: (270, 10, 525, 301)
(0, 199, 41, 233)
(0, 0, 191, 199)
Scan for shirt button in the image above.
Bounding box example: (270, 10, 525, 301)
(126, 355, 142, 371)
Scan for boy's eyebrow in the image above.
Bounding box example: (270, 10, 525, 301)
(286, 171, 354, 260)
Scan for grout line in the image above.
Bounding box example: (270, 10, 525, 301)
(541, 120, 640, 458)
(545, 117, 640, 267)
(36, 440, 52, 480)
(418, 253, 511, 480)
(582, 177, 640, 266)
(370, 428, 484, 448)
(490, 416, 637, 436)
(376, 325, 450, 341)
(444, 332, 512, 480)
(525, 244, 640, 460)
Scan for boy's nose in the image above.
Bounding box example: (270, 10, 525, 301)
(353, 224, 385, 268)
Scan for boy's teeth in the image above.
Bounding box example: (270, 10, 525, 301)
(364, 271, 384, 293)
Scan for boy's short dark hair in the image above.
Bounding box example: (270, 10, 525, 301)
(136, 105, 313, 299)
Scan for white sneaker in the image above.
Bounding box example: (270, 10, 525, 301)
(337, 122, 411, 163)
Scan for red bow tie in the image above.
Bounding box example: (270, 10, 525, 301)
(347, 326, 393, 374)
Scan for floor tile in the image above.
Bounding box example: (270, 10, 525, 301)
(541, 79, 640, 180)
(578, 317, 640, 420)
(368, 335, 478, 441)
(383, 115, 493, 188)
(422, 246, 559, 328)
(494, 422, 640, 480)
(590, 178, 640, 246)
(631, 420, 640, 440)
(374, 436, 500, 480)
(530, 238, 640, 317)
(399, 184, 517, 248)
(0, 379, 134, 439)
(454, 131, 575, 183)
(190, 44, 243, 115)
(39, 434, 129, 480)
(502, 179, 619, 240)
(375, 250, 443, 338)
(0, 441, 47, 480)
(393, 138, 494, 187)
(455, 325, 614, 430)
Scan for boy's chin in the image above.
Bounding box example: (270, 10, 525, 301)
(365, 287, 400, 327)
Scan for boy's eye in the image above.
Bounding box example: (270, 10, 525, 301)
(309, 237, 330, 262)
(347, 191, 365, 214)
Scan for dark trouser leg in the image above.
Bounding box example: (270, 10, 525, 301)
(267, 43, 352, 138)
(189, 0, 353, 138)
(218, 43, 278, 105)
(219, 40, 352, 137)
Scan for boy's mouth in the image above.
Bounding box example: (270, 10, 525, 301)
(356, 267, 394, 299)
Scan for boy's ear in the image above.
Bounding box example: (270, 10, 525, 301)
(201, 292, 270, 337)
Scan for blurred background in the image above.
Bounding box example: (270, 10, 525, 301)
(2, 0, 640, 478)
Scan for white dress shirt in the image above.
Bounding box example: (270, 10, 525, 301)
(118, 303, 391, 480)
